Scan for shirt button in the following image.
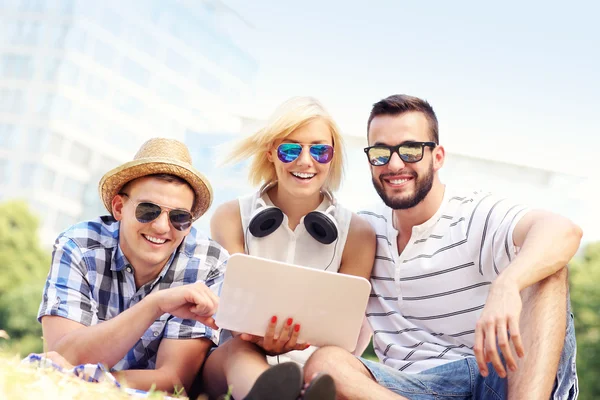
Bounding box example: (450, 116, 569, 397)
(126, 266, 132, 273)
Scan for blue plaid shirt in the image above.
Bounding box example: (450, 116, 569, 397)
(38, 216, 228, 371)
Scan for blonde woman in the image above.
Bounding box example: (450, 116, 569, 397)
(201, 97, 375, 400)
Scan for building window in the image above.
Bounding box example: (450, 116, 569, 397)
(86, 75, 107, 99)
(63, 176, 84, 200)
(20, 162, 37, 189)
(69, 141, 91, 167)
(165, 48, 190, 76)
(0, 88, 24, 113)
(114, 91, 143, 116)
(1, 54, 34, 79)
(120, 57, 149, 87)
(20, 0, 45, 12)
(92, 39, 116, 69)
(50, 95, 72, 119)
(48, 132, 64, 157)
(156, 80, 183, 107)
(0, 159, 9, 185)
(12, 20, 41, 45)
(26, 128, 48, 153)
(0, 124, 15, 148)
(39, 167, 56, 191)
(58, 60, 80, 86)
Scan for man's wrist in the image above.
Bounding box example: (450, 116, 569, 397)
(141, 292, 163, 320)
(492, 271, 522, 293)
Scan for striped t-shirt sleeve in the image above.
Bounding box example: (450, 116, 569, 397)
(475, 195, 529, 280)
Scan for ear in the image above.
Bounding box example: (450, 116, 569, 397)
(112, 194, 126, 221)
(432, 144, 445, 172)
(266, 145, 274, 163)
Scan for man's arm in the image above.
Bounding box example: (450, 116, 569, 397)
(43, 281, 219, 368)
(500, 210, 582, 288)
(474, 209, 582, 377)
(114, 337, 213, 394)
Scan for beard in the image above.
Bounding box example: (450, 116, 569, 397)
(372, 161, 434, 210)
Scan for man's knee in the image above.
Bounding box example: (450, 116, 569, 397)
(304, 346, 354, 380)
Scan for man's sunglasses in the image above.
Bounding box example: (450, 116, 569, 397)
(119, 193, 193, 231)
(277, 143, 334, 164)
(364, 141, 436, 166)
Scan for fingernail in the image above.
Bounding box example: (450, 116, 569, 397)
(287, 318, 293, 326)
(294, 324, 300, 332)
(271, 316, 277, 323)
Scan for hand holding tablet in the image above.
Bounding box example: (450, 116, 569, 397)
(215, 254, 371, 352)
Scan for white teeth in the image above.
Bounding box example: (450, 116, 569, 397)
(292, 172, 315, 179)
(389, 178, 409, 184)
(144, 235, 166, 244)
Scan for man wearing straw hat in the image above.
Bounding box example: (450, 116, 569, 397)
(37, 138, 227, 395)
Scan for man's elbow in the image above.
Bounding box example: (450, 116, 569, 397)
(563, 219, 583, 250)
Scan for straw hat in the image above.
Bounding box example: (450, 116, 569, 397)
(99, 138, 213, 220)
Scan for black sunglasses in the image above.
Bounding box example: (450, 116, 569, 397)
(119, 193, 193, 231)
(364, 141, 436, 166)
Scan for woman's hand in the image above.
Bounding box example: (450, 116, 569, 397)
(239, 316, 310, 356)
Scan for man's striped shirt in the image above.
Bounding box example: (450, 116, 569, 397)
(359, 188, 529, 373)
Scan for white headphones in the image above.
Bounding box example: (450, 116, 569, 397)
(248, 181, 338, 245)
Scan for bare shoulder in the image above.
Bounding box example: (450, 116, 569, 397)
(339, 213, 376, 279)
(347, 212, 376, 241)
(211, 199, 241, 221)
(210, 199, 245, 253)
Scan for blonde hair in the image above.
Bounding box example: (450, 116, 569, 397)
(229, 96, 345, 192)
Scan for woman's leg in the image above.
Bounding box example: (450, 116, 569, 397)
(202, 336, 270, 399)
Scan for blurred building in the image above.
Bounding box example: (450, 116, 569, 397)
(0, 0, 257, 244)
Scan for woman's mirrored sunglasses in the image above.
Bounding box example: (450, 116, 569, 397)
(277, 143, 334, 164)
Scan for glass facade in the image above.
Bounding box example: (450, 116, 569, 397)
(0, 0, 257, 244)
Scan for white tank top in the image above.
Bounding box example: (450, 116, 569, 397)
(238, 189, 353, 364)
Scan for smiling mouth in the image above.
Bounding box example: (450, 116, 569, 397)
(386, 177, 412, 184)
(143, 234, 168, 245)
(291, 172, 316, 180)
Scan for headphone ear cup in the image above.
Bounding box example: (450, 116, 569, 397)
(304, 211, 338, 245)
(249, 207, 284, 238)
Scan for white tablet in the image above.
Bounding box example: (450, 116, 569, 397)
(215, 253, 371, 352)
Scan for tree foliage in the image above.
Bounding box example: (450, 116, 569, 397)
(0, 201, 50, 355)
(570, 241, 600, 399)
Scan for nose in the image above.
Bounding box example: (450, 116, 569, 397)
(386, 151, 405, 171)
(151, 210, 170, 233)
(295, 146, 313, 166)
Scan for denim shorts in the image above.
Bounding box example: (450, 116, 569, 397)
(359, 313, 578, 400)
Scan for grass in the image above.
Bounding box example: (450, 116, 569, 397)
(0, 351, 203, 400)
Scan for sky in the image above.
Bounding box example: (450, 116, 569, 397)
(224, 0, 600, 177)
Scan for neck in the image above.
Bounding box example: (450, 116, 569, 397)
(120, 245, 169, 290)
(392, 180, 446, 236)
(132, 266, 163, 290)
(267, 186, 324, 229)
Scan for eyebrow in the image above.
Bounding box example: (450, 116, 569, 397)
(283, 139, 331, 144)
(371, 140, 421, 146)
(133, 198, 191, 212)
